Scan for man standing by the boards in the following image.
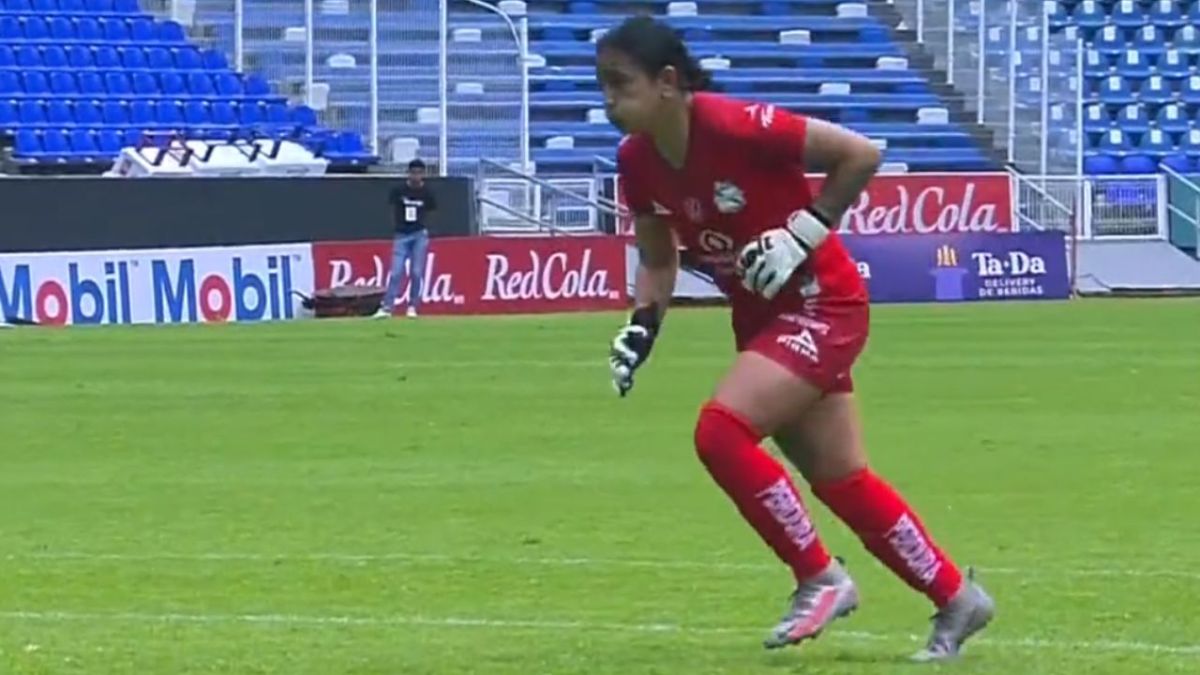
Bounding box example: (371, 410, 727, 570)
(375, 158, 437, 319)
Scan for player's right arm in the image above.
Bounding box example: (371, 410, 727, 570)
(609, 144, 677, 397)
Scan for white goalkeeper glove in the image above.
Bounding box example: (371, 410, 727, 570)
(736, 209, 833, 300)
(609, 304, 660, 397)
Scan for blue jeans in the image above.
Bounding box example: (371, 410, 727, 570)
(381, 230, 430, 312)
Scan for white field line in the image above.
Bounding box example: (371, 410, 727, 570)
(2, 609, 1198, 658)
(5, 551, 1200, 582)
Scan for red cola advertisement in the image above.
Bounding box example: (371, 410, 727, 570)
(616, 172, 1015, 236)
(312, 236, 627, 315)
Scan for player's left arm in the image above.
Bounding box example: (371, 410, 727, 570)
(736, 110, 881, 298)
(803, 117, 882, 224)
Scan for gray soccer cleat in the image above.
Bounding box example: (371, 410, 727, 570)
(763, 557, 860, 649)
(911, 568, 996, 662)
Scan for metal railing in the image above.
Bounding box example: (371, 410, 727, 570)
(476, 159, 619, 235)
(186, 0, 530, 174)
(893, 0, 1084, 175)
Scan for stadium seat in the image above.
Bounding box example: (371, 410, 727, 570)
(1140, 75, 1173, 104)
(1150, 0, 1185, 28)
(1072, 0, 1108, 29)
(1158, 49, 1190, 79)
(1098, 128, 1132, 155)
(1092, 25, 1126, 56)
(97, 128, 123, 153)
(101, 99, 127, 125)
(1112, 0, 1144, 28)
(1156, 103, 1190, 133)
(1132, 26, 1166, 57)
(1085, 103, 1111, 133)
(1116, 50, 1152, 80)
(0, 99, 16, 130)
(1118, 104, 1150, 134)
(1175, 26, 1200, 54)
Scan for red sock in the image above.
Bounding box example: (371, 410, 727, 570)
(813, 468, 963, 607)
(694, 402, 831, 583)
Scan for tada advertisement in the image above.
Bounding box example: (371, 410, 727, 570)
(0, 243, 314, 326)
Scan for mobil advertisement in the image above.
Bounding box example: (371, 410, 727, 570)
(847, 231, 1070, 303)
(312, 235, 626, 315)
(615, 172, 1015, 237)
(0, 243, 314, 326)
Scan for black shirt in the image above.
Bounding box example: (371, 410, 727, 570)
(389, 183, 437, 235)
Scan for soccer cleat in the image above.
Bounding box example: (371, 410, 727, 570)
(406, 306, 418, 318)
(372, 307, 392, 319)
(911, 568, 995, 662)
(763, 557, 859, 649)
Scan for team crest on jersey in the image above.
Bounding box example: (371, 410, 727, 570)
(683, 197, 705, 223)
(698, 229, 735, 253)
(713, 181, 746, 214)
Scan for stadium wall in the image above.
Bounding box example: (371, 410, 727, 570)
(0, 176, 477, 253)
(0, 173, 1073, 327)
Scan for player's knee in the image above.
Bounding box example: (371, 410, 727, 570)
(693, 401, 760, 465)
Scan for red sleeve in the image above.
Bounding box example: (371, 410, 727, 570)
(616, 136, 655, 217)
(734, 102, 809, 164)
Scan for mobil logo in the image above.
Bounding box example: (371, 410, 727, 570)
(0, 245, 310, 326)
(152, 252, 298, 323)
(0, 259, 136, 326)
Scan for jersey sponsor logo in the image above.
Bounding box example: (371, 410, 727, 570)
(743, 103, 776, 129)
(713, 180, 746, 214)
(778, 312, 831, 335)
(775, 328, 820, 363)
(697, 229, 735, 253)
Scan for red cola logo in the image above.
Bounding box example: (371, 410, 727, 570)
(326, 252, 464, 305)
(833, 176, 1012, 236)
(482, 248, 620, 302)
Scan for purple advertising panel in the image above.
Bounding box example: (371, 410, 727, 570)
(843, 231, 1070, 303)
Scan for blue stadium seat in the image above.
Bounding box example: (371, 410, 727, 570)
(4, 0, 33, 12)
(113, 0, 142, 13)
(1085, 103, 1111, 133)
(1093, 25, 1126, 56)
(1132, 26, 1166, 56)
(1084, 49, 1110, 78)
(129, 98, 152, 126)
(120, 46, 147, 70)
(1156, 102, 1190, 133)
(49, 17, 75, 42)
(101, 99, 126, 125)
(74, 99, 101, 126)
(1158, 49, 1190, 79)
(14, 129, 43, 159)
(132, 71, 158, 95)
(154, 99, 182, 127)
(0, 17, 19, 41)
(202, 48, 228, 70)
(1182, 74, 1200, 103)
(22, 71, 50, 95)
(1073, 0, 1108, 29)
(97, 127, 123, 153)
(78, 71, 103, 95)
(1084, 154, 1121, 174)
(66, 45, 92, 68)
(1162, 153, 1192, 172)
(76, 18, 102, 42)
(23, 17, 50, 42)
(173, 47, 202, 70)
(1175, 26, 1200, 54)
(1140, 74, 1174, 104)
(100, 17, 130, 43)
(16, 45, 41, 68)
(146, 47, 173, 71)
(49, 70, 77, 95)
(1117, 104, 1150, 133)
(0, 71, 19, 95)
(43, 45, 68, 68)
(87, 0, 115, 15)
(238, 100, 262, 125)
(95, 46, 121, 70)
(187, 72, 215, 97)
(1100, 128, 1135, 156)
(1116, 50, 1152, 80)
(130, 17, 156, 43)
(215, 72, 242, 97)
(159, 21, 186, 43)
(105, 71, 132, 96)
(210, 99, 237, 126)
(1112, 0, 1145, 28)
(1121, 155, 1157, 173)
(0, 99, 16, 130)
(160, 71, 186, 96)
(18, 100, 44, 126)
(0, 46, 13, 67)
(1150, 0, 1185, 28)
(46, 99, 72, 126)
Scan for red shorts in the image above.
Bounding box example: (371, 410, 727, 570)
(733, 302, 870, 394)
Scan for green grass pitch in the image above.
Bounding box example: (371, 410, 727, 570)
(1, 299, 1198, 674)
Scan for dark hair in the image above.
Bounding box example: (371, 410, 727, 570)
(597, 15, 712, 92)
(408, 158, 426, 171)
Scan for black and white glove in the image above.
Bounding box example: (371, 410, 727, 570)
(736, 209, 833, 300)
(609, 304, 660, 397)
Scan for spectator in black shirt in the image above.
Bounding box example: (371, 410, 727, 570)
(376, 158, 437, 318)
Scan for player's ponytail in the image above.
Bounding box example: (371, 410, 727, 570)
(597, 15, 712, 92)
